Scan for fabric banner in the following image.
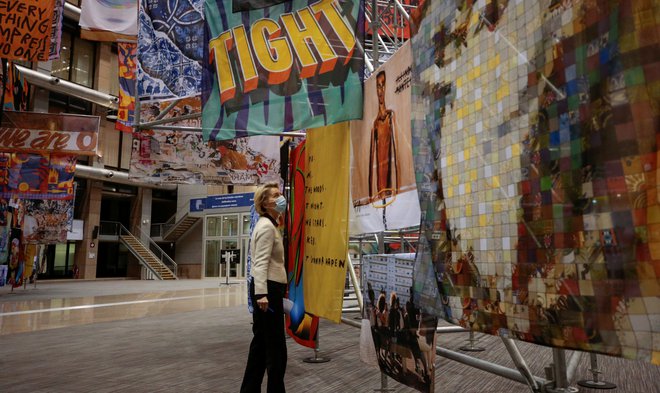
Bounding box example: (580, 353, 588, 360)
(48, 0, 65, 60)
(130, 97, 280, 185)
(362, 254, 437, 393)
(116, 42, 137, 132)
(79, 0, 138, 41)
(246, 204, 259, 313)
(285, 140, 319, 348)
(302, 123, 350, 323)
(2, 62, 29, 112)
(202, 0, 365, 141)
(411, 0, 660, 364)
(7, 228, 22, 288)
(350, 42, 420, 235)
(0, 153, 76, 200)
(21, 199, 73, 244)
(232, 0, 287, 12)
(0, 0, 56, 61)
(137, 0, 205, 102)
(0, 112, 99, 156)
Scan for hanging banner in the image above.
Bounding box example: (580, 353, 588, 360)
(285, 140, 319, 348)
(79, 0, 138, 41)
(137, 0, 205, 102)
(0, 153, 76, 200)
(362, 254, 437, 393)
(350, 42, 420, 235)
(2, 62, 29, 112)
(48, 0, 65, 59)
(130, 97, 280, 185)
(21, 199, 73, 244)
(7, 228, 23, 288)
(303, 123, 349, 323)
(0, 112, 99, 156)
(411, 0, 660, 364)
(0, 0, 56, 61)
(116, 42, 137, 132)
(202, 0, 365, 141)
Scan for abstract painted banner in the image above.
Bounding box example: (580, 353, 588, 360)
(303, 123, 350, 323)
(202, 0, 364, 141)
(362, 254, 437, 393)
(2, 62, 29, 112)
(130, 97, 280, 184)
(138, 0, 205, 102)
(411, 0, 660, 364)
(0, 0, 56, 61)
(0, 112, 99, 156)
(0, 153, 76, 200)
(285, 140, 319, 348)
(350, 42, 420, 235)
(21, 199, 73, 244)
(116, 42, 137, 132)
(80, 0, 138, 41)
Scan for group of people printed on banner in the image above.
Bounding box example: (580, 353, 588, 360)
(366, 283, 436, 389)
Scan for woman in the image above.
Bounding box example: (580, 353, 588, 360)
(241, 183, 288, 393)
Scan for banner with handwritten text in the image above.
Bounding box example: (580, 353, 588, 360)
(0, 0, 56, 61)
(303, 123, 350, 323)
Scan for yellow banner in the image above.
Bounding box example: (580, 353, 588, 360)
(303, 123, 350, 323)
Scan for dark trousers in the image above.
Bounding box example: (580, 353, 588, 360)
(240, 280, 287, 393)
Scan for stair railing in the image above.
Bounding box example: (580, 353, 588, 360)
(126, 223, 178, 279)
(100, 221, 177, 279)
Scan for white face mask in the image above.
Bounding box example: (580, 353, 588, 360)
(274, 195, 287, 213)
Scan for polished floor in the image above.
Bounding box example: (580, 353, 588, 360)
(0, 279, 658, 392)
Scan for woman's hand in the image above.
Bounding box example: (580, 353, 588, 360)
(257, 297, 269, 312)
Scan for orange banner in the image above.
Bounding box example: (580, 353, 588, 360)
(0, 0, 56, 61)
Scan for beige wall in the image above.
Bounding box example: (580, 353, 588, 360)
(174, 221, 203, 278)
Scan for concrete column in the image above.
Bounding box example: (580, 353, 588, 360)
(74, 181, 103, 279)
(140, 188, 152, 243)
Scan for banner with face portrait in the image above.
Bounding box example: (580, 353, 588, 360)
(202, 0, 364, 141)
(350, 42, 420, 235)
(411, 0, 660, 365)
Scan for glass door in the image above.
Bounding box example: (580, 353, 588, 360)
(205, 240, 221, 277)
(222, 239, 238, 278)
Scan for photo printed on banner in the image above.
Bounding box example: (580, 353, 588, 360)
(362, 254, 437, 393)
(350, 42, 420, 235)
(411, 0, 660, 364)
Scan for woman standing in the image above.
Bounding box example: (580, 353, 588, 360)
(241, 183, 288, 393)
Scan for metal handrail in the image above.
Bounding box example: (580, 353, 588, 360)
(127, 222, 178, 277)
(100, 221, 177, 279)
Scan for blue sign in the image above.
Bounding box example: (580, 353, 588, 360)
(191, 192, 255, 212)
(190, 198, 206, 212)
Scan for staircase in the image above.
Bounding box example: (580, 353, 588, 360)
(162, 213, 201, 242)
(120, 231, 177, 280)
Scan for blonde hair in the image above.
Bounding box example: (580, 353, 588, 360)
(254, 182, 279, 215)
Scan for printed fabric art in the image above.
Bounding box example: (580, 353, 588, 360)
(137, 0, 205, 102)
(202, 0, 365, 140)
(0, 153, 76, 200)
(285, 140, 320, 348)
(130, 97, 280, 185)
(411, 0, 660, 364)
(117, 42, 137, 133)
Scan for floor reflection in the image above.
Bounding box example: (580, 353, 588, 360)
(0, 284, 248, 336)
